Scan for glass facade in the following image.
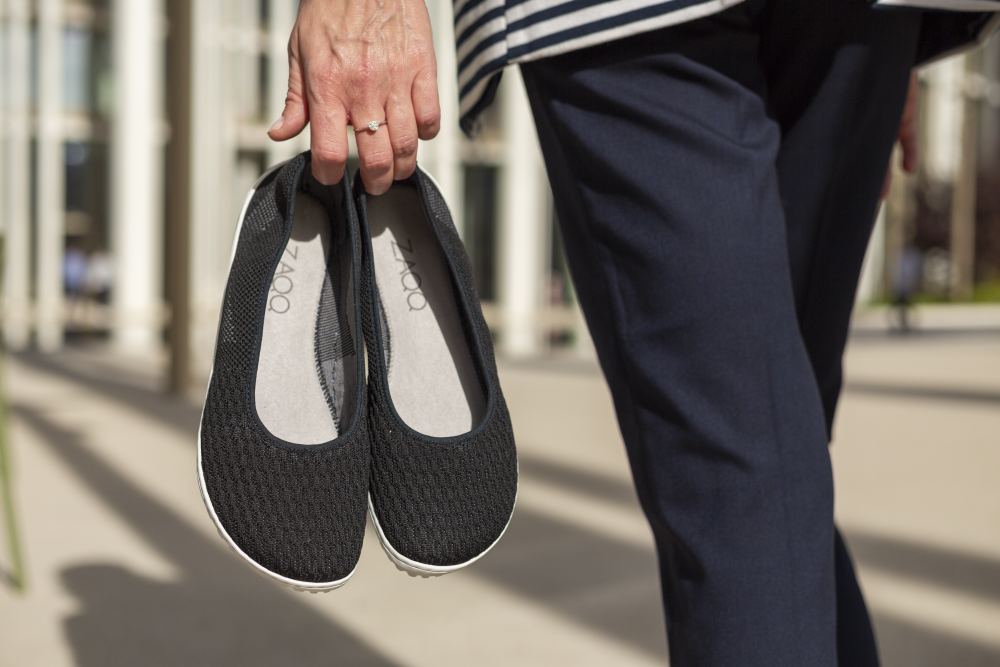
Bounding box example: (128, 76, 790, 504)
(62, 26, 111, 115)
(63, 141, 107, 243)
(1, 0, 581, 362)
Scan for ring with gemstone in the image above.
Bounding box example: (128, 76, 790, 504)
(355, 120, 387, 134)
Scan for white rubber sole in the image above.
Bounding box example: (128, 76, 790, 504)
(368, 494, 515, 578)
(196, 160, 356, 593)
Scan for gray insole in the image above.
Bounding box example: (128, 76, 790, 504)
(255, 191, 355, 444)
(368, 185, 486, 437)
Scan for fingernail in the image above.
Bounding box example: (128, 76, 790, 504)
(268, 116, 284, 134)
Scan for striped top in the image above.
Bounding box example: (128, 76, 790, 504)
(454, 0, 744, 135)
(454, 0, 1000, 136)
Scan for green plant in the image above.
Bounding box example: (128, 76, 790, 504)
(0, 364, 26, 592)
(0, 236, 27, 592)
(972, 279, 1000, 303)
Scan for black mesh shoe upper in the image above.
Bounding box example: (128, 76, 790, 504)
(200, 154, 369, 584)
(357, 167, 518, 567)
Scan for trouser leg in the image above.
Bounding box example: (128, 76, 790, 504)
(522, 11, 835, 664)
(521, 2, 921, 664)
(763, 1, 922, 435)
(760, 6, 922, 664)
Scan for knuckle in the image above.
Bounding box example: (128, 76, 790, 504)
(313, 145, 347, 166)
(416, 107, 441, 130)
(418, 116, 441, 138)
(287, 31, 301, 60)
(362, 150, 393, 174)
(416, 104, 441, 127)
(312, 67, 340, 94)
(393, 134, 418, 158)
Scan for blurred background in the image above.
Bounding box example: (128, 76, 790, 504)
(0, 1, 998, 666)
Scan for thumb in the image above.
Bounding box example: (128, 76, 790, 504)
(268, 45, 308, 141)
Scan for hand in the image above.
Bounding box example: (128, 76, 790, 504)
(882, 71, 919, 199)
(268, 0, 441, 193)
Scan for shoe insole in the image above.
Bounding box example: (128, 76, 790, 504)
(368, 184, 486, 437)
(255, 191, 354, 444)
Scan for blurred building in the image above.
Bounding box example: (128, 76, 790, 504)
(0, 0, 581, 382)
(0, 1, 998, 383)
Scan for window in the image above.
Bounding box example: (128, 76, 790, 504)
(64, 141, 109, 245)
(63, 26, 111, 115)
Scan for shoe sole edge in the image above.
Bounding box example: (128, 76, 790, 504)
(367, 493, 515, 577)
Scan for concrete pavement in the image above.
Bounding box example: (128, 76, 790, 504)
(1, 305, 998, 666)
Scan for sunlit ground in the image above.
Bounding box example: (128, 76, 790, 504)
(1, 304, 998, 666)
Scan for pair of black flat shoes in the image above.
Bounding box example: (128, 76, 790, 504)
(198, 152, 517, 591)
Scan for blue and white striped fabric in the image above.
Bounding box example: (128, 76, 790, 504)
(454, 0, 1000, 136)
(454, 0, 745, 134)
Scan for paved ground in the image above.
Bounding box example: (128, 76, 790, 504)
(1, 305, 998, 666)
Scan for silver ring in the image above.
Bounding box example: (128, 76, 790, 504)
(354, 120, 387, 134)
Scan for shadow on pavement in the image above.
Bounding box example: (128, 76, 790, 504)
(849, 327, 1000, 341)
(519, 453, 640, 509)
(844, 380, 1000, 407)
(475, 507, 668, 661)
(13, 350, 1000, 666)
(846, 528, 1000, 603)
(0, 565, 20, 591)
(16, 351, 201, 438)
(874, 611, 1000, 666)
(13, 403, 400, 667)
(16, 352, 671, 660)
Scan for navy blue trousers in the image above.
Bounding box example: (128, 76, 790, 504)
(521, 2, 922, 665)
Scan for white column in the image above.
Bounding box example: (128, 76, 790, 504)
(189, 0, 227, 375)
(923, 59, 963, 183)
(231, 0, 257, 131)
(421, 0, 464, 234)
(571, 302, 597, 359)
(267, 0, 303, 164)
(110, 0, 164, 350)
(2, 0, 31, 350)
(856, 205, 886, 306)
(35, 0, 65, 352)
(982, 39, 1000, 173)
(498, 69, 547, 357)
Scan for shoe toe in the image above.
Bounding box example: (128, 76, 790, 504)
(369, 404, 517, 567)
(201, 427, 369, 585)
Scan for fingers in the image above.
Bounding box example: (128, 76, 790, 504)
(270, 91, 309, 142)
(269, 37, 309, 141)
(273, 26, 440, 191)
(308, 98, 349, 185)
(412, 67, 441, 141)
(353, 107, 395, 194)
(386, 95, 419, 180)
